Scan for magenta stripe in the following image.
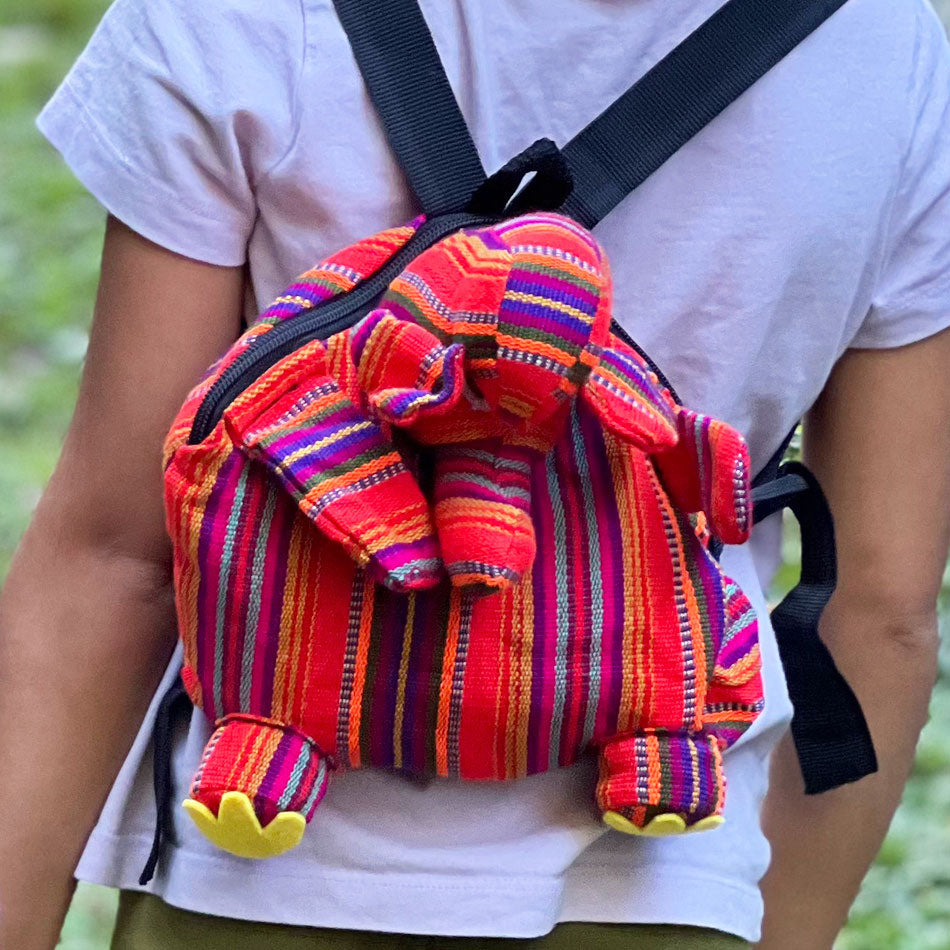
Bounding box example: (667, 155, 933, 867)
(527, 453, 556, 775)
(256, 730, 299, 810)
(555, 430, 587, 766)
(580, 404, 625, 740)
(195, 450, 243, 720)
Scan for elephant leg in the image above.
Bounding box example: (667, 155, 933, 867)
(652, 407, 752, 546)
(595, 730, 726, 836)
(183, 716, 331, 859)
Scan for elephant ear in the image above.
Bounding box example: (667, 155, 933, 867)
(226, 337, 445, 593)
(352, 309, 466, 427)
(653, 407, 752, 546)
(580, 342, 679, 453)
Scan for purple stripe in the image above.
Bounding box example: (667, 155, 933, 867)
(555, 431, 585, 767)
(695, 539, 726, 674)
(677, 736, 693, 812)
(375, 534, 440, 562)
(256, 730, 300, 805)
(402, 590, 434, 774)
(370, 593, 409, 771)
(505, 271, 599, 311)
(349, 309, 386, 365)
(696, 740, 713, 813)
(498, 297, 591, 346)
(380, 298, 416, 327)
(264, 409, 379, 464)
(195, 450, 243, 719)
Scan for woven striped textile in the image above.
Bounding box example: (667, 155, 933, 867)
(164, 213, 763, 855)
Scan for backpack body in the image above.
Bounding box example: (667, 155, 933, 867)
(163, 212, 763, 858)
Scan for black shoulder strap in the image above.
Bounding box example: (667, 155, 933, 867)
(332, 0, 849, 226)
(517, 0, 849, 226)
(331, 0, 486, 216)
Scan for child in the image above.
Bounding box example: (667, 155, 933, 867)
(2, 0, 950, 947)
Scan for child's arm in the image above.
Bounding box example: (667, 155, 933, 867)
(757, 328, 950, 949)
(0, 217, 245, 950)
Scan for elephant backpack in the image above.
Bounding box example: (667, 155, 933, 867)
(143, 0, 877, 880)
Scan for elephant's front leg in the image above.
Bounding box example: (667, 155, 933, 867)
(184, 716, 332, 859)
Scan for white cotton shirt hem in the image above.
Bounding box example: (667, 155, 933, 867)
(77, 827, 761, 941)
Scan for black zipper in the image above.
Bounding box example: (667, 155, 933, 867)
(189, 211, 680, 444)
(189, 212, 499, 444)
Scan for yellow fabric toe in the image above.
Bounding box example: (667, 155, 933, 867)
(602, 810, 641, 835)
(183, 792, 306, 859)
(603, 811, 694, 837)
(641, 813, 688, 836)
(687, 815, 726, 834)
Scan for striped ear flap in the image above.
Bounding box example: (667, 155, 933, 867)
(652, 407, 752, 546)
(351, 309, 466, 426)
(225, 338, 445, 593)
(580, 343, 679, 453)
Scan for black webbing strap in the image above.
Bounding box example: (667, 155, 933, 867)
(140, 674, 190, 885)
(751, 463, 877, 793)
(330, 0, 486, 216)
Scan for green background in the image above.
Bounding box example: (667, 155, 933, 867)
(1, 1, 948, 947)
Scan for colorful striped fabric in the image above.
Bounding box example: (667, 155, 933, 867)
(163, 212, 764, 858)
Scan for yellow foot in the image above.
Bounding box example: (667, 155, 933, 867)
(183, 791, 306, 859)
(686, 815, 725, 834)
(602, 811, 725, 837)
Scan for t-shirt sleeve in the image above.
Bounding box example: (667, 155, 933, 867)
(852, 1, 950, 349)
(36, 0, 304, 266)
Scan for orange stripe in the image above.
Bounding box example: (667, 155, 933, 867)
(272, 517, 305, 720)
(515, 569, 535, 779)
(646, 734, 662, 806)
(434, 592, 463, 776)
(494, 332, 575, 367)
(392, 595, 417, 771)
(346, 580, 376, 769)
(298, 452, 406, 509)
(604, 434, 641, 733)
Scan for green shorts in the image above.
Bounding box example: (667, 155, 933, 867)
(111, 892, 750, 949)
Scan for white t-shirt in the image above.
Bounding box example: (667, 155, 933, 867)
(38, 0, 950, 942)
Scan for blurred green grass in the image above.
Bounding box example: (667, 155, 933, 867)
(1, 1, 948, 948)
